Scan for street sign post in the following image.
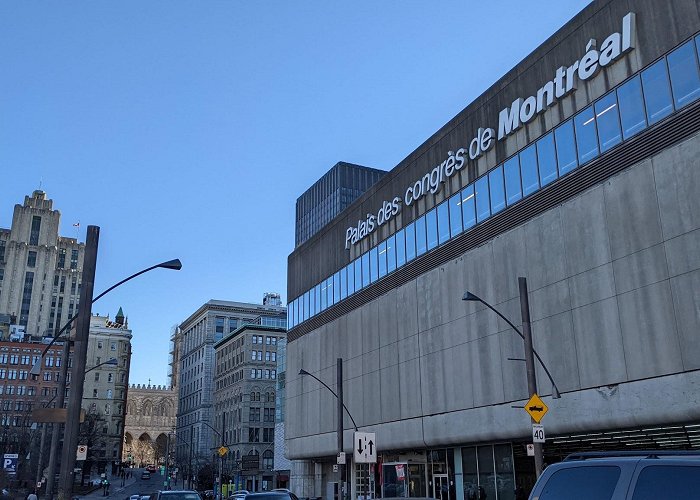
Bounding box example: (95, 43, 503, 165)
(337, 452, 346, 464)
(532, 424, 546, 443)
(76, 445, 88, 461)
(353, 432, 377, 464)
(3, 454, 18, 475)
(218, 446, 229, 458)
(524, 393, 548, 423)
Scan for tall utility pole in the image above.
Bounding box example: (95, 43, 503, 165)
(519, 277, 543, 478)
(218, 412, 225, 499)
(337, 358, 345, 500)
(58, 225, 99, 499)
(46, 338, 72, 499)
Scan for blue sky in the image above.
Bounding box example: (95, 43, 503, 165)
(0, 1, 591, 386)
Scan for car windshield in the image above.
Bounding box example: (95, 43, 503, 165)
(246, 495, 288, 500)
(161, 494, 200, 500)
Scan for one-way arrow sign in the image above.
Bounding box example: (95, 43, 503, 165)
(353, 432, 377, 464)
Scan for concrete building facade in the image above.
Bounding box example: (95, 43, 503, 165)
(0, 190, 84, 337)
(213, 324, 286, 491)
(81, 311, 132, 475)
(175, 298, 286, 470)
(286, 1, 700, 499)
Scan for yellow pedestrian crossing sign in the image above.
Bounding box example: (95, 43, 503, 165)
(524, 393, 548, 423)
(218, 446, 229, 457)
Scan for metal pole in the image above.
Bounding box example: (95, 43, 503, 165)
(36, 423, 47, 494)
(58, 225, 99, 500)
(518, 277, 543, 478)
(46, 339, 72, 499)
(337, 358, 344, 500)
(218, 412, 225, 500)
(165, 434, 170, 490)
(189, 427, 194, 489)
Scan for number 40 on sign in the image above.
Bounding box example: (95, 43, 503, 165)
(532, 424, 546, 444)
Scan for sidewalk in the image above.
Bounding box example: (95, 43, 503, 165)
(80, 475, 138, 499)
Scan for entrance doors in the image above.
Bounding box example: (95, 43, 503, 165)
(433, 474, 450, 500)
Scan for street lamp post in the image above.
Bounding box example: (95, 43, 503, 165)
(462, 276, 561, 478)
(33, 225, 182, 500)
(299, 359, 358, 500)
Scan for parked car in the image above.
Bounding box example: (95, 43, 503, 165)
(244, 492, 299, 500)
(149, 491, 202, 500)
(141, 471, 151, 480)
(146, 464, 158, 473)
(229, 491, 249, 500)
(130, 495, 142, 500)
(528, 450, 700, 499)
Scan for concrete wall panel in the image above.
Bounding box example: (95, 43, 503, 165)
(618, 281, 683, 379)
(670, 270, 700, 371)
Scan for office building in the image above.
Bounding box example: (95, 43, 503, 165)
(0, 190, 84, 337)
(295, 162, 386, 247)
(80, 310, 132, 476)
(213, 324, 286, 491)
(286, 1, 700, 498)
(175, 297, 286, 468)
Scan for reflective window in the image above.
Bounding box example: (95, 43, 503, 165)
(386, 235, 397, 273)
(595, 92, 622, 152)
(361, 252, 370, 287)
(334, 271, 342, 303)
(415, 216, 427, 256)
(327, 276, 335, 306)
(617, 76, 647, 139)
(489, 166, 506, 214)
(395, 229, 406, 267)
(461, 185, 476, 229)
(538, 467, 620, 500)
(537, 132, 558, 185)
(319, 281, 327, 311)
(631, 466, 700, 500)
(405, 222, 417, 262)
(347, 263, 355, 296)
(340, 265, 348, 300)
(574, 106, 599, 164)
(504, 156, 522, 205)
(448, 193, 463, 237)
(377, 241, 388, 278)
(369, 247, 379, 282)
(437, 201, 450, 244)
(520, 144, 539, 196)
(425, 208, 438, 250)
(555, 119, 578, 175)
(354, 257, 363, 291)
(315, 284, 321, 313)
(303, 291, 309, 321)
(668, 40, 700, 108)
(641, 59, 673, 124)
(475, 176, 490, 222)
(309, 285, 316, 316)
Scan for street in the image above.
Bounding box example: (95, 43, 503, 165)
(79, 469, 175, 500)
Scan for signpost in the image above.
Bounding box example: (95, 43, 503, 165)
(218, 446, 229, 458)
(3, 454, 18, 475)
(524, 393, 548, 424)
(353, 432, 377, 464)
(76, 445, 88, 461)
(532, 424, 546, 444)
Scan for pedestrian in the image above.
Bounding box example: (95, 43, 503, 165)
(27, 492, 38, 500)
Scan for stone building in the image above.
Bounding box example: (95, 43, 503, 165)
(80, 310, 132, 475)
(123, 383, 178, 467)
(0, 190, 84, 337)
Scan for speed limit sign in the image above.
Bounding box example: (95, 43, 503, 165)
(532, 424, 546, 443)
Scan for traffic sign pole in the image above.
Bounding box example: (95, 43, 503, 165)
(519, 277, 544, 478)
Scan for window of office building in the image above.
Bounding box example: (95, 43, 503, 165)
(29, 216, 41, 246)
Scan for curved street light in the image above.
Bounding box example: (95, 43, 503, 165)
(462, 290, 561, 399)
(43, 244, 182, 500)
(30, 259, 182, 377)
(298, 368, 359, 431)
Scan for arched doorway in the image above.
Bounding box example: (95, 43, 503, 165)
(135, 432, 154, 467)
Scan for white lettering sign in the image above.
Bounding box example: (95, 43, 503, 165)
(344, 12, 636, 249)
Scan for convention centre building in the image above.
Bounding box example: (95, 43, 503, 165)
(286, 0, 700, 498)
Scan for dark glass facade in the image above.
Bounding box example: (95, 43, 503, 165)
(295, 162, 386, 247)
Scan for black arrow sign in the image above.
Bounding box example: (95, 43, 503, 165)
(368, 440, 374, 455)
(529, 405, 544, 412)
(357, 439, 363, 455)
